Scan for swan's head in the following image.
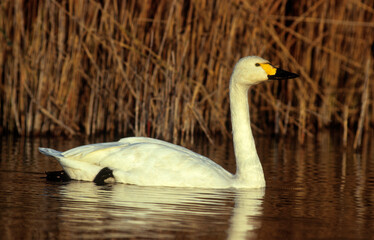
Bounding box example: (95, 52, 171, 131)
(230, 56, 299, 86)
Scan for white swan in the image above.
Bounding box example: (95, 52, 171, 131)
(39, 56, 298, 188)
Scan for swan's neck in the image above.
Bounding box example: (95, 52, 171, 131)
(229, 81, 265, 187)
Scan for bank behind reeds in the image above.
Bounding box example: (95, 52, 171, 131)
(0, 0, 373, 146)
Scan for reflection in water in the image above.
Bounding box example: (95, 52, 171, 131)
(58, 182, 264, 239)
(227, 188, 264, 240)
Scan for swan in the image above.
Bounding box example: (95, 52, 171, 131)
(39, 56, 298, 188)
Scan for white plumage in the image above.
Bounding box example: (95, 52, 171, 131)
(39, 56, 298, 188)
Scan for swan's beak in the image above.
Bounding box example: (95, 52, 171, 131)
(260, 63, 299, 80)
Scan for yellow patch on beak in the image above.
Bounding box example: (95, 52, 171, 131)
(260, 63, 277, 76)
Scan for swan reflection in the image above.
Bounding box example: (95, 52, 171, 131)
(56, 182, 264, 239)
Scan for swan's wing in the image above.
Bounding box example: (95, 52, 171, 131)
(61, 142, 129, 162)
(118, 137, 206, 160)
(62, 137, 208, 164)
(41, 137, 209, 167)
(113, 137, 226, 176)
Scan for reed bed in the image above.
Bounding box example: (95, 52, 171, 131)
(0, 0, 373, 147)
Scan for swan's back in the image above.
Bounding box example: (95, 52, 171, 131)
(40, 137, 233, 188)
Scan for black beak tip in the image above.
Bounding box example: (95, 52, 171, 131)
(268, 68, 299, 80)
(288, 72, 299, 79)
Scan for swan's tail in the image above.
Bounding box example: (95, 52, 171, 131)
(39, 147, 107, 182)
(39, 147, 63, 158)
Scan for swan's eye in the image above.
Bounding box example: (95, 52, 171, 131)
(255, 63, 260, 67)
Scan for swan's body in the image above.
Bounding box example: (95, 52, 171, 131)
(40, 56, 298, 188)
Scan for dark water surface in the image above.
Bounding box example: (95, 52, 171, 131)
(1, 133, 374, 239)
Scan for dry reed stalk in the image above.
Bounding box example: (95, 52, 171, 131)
(354, 57, 371, 149)
(0, 0, 373, 146)
(343, 104, 348, 147)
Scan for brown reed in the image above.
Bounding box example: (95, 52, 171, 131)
(0, 0, 373, 146)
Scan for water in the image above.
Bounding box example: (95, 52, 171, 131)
(1, 133, 373, 239)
